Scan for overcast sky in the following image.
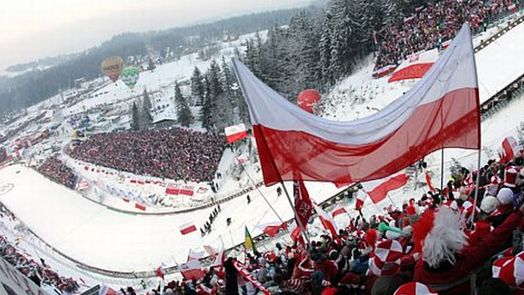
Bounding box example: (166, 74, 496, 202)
(0, 0, 311, 71)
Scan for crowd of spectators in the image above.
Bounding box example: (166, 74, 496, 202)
(0, 147, 6, 163)
(0, 203, 80, 294)
(120, 148, 524, 295)
(38, 155, 78, 189)
(68, 128, 226, 183)
(374, 0, 521, 71)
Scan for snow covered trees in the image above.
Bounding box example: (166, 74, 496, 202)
(131, 102, 139, 131)
(174, 81, 193, 127)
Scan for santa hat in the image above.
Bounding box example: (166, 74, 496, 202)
(504, 167, 518, 187)
(497, 187, 514, 205)
(393, 282, 438, 295)
(492, 251, 524, 287)
(480, 196, 500, 214)
(368, 240, 404, 276)
(412, 206, 468, 268)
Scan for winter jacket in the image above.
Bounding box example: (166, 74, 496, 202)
(414, 211, 522, 295)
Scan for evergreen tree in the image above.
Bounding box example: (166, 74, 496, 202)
(174, 81, 193, 127)
(207, 59, 224, 98)
(131, 102, 140, 130)
(319, 11, 334, 87)
(190, 66, 205, 106)
(141, 90, 153, 129)
(147, 57, 156, 72)
(200, 76, 213, 131)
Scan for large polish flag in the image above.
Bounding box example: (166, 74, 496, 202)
(388, 48, 439, 83)
(232, 24, 480, 186)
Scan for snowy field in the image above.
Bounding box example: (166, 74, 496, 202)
(0, 164, 342, 273)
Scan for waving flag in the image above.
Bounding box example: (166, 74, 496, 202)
(388, 48, 439, 83)
(232, 24, 479, 186)
(313, 203, 339, 238)
(225, 123, 248, 143)
(355, 190, 367, 210)
(244, 227, 256, 253)
(367, 174, 409, 204)
(331, 205, 348, 218)
(293, 180, 313, 229)
(499, 136, 522, 163)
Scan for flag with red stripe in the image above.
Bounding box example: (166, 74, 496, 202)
(313, 203, 338, 238)
(293, 180, 312, 229)
(367, 174, 409, 204)
(179, 222, 197, 235)
(232, 24, 480, 187)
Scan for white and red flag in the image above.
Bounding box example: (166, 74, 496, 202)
(388, 48, 439, 83)
(499, 136, 522, 163)
(179, 222, 197, 235)
(232, 24, 480, 187)
(293, 180, 313, 229)
(225, 123, 248, 143)
(180, 259, 206, 281)
(313, 203, 339, 238)
(331, 205, 348, 218)
(355, 190, 367, 210)
(366, 174, 409, 204)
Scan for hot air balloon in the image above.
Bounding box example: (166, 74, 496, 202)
(121, 66, 140, 90)
(101, 56, 124, 83)
(297, 89, 321, 113)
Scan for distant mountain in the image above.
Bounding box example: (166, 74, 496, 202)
(0, 6, 321, 120)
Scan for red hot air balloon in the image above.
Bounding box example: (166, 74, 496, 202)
(297, 89, 321, 113)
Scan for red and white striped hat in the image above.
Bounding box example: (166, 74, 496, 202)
(393, 282, 438, 295)
(492, 251, 524, 287)
(368, 240, 403, 276)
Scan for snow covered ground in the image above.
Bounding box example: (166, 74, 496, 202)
(0, 163, 342, 273)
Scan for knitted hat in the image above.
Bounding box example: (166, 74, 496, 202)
(492, 251, 524, 287)
(393, 282, 438, 295)
(504, 167, 518, 188)
(368, 240, 403, 276)
(412, 206, 468, 268)
(497, 187, 514, 205)
(480, 196, 500, 214)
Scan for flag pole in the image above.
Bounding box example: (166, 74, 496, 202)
(240, 163, 284, 223)
(280, 180, 311, 245)
(441, 148, 445, 189)
(470, 149, 482, 227)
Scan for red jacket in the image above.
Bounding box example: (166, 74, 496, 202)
(414, 211, 522, 295)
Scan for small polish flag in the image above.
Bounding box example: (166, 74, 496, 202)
(180, 259, 206, 280)
(313, 203, 338, 238)
(225, 123, 248, 143)
(331, 206, 348, 218)
(499, 136, 522, 164)
(179, 222, 197, 235)
(355, 190, 367, 210)
(188, 248, 206, 261)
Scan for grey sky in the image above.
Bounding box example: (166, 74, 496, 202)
(0, 0, 312, 71)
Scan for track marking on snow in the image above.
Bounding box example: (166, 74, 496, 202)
(0, 183, 14, 196)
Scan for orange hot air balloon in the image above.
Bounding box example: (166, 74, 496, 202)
(101, 56, 124, 82)
(297, 89, 321, 113)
